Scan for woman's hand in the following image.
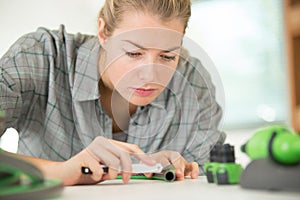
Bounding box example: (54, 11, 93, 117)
(147, 150, 199, 180)
(57, 136, 156, 185)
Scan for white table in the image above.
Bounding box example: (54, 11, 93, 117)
(60, 130, 299, 200)
(60, 176, 300, 200)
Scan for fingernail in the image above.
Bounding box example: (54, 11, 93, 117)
(176, 169, 183, 176)
(123, 174, 130, 183)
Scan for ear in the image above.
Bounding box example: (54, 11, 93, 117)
(98, 18, 107, 46)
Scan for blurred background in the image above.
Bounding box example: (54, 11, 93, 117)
(0, 0, 297, 155)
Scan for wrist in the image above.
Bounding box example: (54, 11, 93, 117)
(39, 160, 64, 180)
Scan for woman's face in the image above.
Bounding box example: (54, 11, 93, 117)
(98, 11, 185, 106)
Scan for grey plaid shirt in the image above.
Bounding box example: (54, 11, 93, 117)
(0, 25, 225, 168)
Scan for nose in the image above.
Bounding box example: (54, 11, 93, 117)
(137, 60, 156, 82)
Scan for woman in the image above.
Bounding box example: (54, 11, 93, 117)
(0, 0, 225, 185)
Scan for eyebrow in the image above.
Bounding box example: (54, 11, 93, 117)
(122, 40, 181, 52)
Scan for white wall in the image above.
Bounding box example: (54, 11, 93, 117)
(0, 0, 104, 57)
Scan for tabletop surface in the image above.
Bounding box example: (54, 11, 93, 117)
(59, 176, 300, 200)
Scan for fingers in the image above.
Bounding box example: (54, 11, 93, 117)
(83, 137, 199, 185)
(133, 152, 156, 166)
(143, 155, 170, 178)
(184, 162, 199, 179)
(108, 139, 156, 166)
(172, 155, 199, 180)
(143, 172, 152, 178)
(165, 151, 199, 179)
(171, 156, 186, 181)
(149, 150, 183, 180)
(160, 150, 185, 180)
(119, 150, 132, 183)
(63, 149, 105, 185)
(155, 155, 171, 167)
(81, 155, 105, 184)
(87, 136, 156, 183)
(150, 150, 199, 180)
(90, 148, 120, 181)
(87, 137, 130, 181)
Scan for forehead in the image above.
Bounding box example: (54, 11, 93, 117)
(104, 27, 184, 51)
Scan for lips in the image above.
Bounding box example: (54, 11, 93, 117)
(133, 88, 156, 97)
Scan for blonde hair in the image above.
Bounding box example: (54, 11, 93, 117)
(98, 0, 191, 36)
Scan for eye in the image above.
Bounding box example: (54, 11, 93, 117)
(125, 51, 142, 58)
(160, 55, 176, 62)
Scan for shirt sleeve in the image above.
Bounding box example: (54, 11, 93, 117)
(0, 30, 52, 135)
(0, 42, 25, 134)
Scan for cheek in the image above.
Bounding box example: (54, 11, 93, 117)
(106, 59, 137, 87)
(156, 62, 178, 84)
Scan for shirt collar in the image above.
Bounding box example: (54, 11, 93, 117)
(149, 91, 167, 109)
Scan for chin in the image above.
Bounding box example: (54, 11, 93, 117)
(129, 96, 156, 106)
